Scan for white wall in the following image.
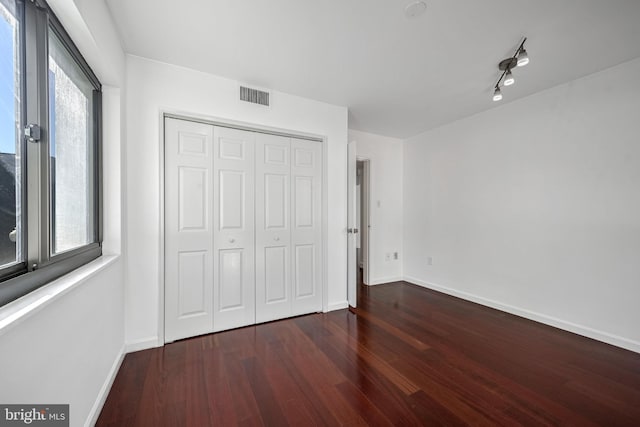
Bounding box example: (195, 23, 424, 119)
(349, 129, 403, 284)
(0, 1, 126, 425)
(403, 57, 640, 352)
(0, 260, 124, 426)
(125, 56, 348, 348)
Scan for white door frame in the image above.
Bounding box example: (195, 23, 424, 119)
(158, 112, 328, 345)
(357, 157, 371, 286)
(347, 141, 357, 307)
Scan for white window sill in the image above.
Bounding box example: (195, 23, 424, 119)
(0, 255, 120, 336)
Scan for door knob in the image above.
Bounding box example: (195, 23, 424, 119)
(274, 236, 280, 241)
(229, 238, 235, 243)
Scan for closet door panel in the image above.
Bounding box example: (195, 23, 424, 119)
(178, 168, 208, 230)
(164, 118, 215, 342)
(294, 244, 316, 297)
(219, 170, 246, 229)
(265, 246, 287, 301)
(213, 127, 256, 331)
(265, 173, 287, 228)
(177, 251, 207, 314)
(291, 139, 323, 315)
(218, 249, 245, 309)
(294, 176, 314, 227)
(255, 134, 292, 323)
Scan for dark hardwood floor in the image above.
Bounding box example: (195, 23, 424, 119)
(98, 278, 640, 426)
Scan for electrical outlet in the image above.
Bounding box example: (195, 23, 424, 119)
(393, 252, 399, 260)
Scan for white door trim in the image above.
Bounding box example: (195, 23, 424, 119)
(164, 113, 323, 142)
(158, 112, 328, 345)
(347, 141, 357, 307)
(357, 157, 371, 286)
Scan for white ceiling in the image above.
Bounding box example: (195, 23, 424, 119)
(105, 0, 640, 139)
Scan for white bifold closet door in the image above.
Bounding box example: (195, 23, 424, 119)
(212, 126, 256, 332)
(255, 133, 291, 323)
(289, 138, 323, 316)
(165, 117, 322, 342)
(254, 134, 323, 322)
(164, 118, 215, 342)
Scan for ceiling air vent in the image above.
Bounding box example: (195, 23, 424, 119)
(240, 86, 270, 106)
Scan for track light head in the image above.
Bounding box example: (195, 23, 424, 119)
(503, 69, 515, 86)
(517, 48, 529, 67)
(498, 58, 517, 87)
(492, 87, 503, 102)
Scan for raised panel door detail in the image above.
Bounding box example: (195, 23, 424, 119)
(213, 126, 256, 331)
(294, 148, 314, 168)
(219, 170, 244, 230)
(265, 144, 288, 165)
(219, 249, 244, 310)
(265, 173, 286, 229)
(294, 176, 313, 228)
(219, 138, 244, 160)
(178, 167, 208, 231)
(165, 117, 214, 343)
(290, 139, 322, 314)
(178, 132, 207, 156)
(178, 251, 206, 317)
(265, 246, 287, 303)
(295, 244, 315, 298)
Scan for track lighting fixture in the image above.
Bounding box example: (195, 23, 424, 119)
(492, 37, 529, 102)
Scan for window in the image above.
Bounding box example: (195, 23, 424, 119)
(0, 0, 21, 272)
(0, 0, 101, 306)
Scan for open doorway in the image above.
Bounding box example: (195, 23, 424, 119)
(356, 159, 371, 289)
(347, 143, 371, 308)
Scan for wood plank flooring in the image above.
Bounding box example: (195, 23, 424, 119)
(98, 280, 640, 426)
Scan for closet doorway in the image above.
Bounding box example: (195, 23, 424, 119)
(163, 116, 323, 342)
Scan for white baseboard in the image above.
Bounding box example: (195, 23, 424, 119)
(327, 301, 349, 312)
(125, 336, 160, 353)
(85, 344, 125, 427)
(367, 276, 404, 286)
(404, 276, 640, 354)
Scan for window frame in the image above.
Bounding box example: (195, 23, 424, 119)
(0, 0, 102, 306)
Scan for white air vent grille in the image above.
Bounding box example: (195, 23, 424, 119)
(240, 86, 270, 106)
